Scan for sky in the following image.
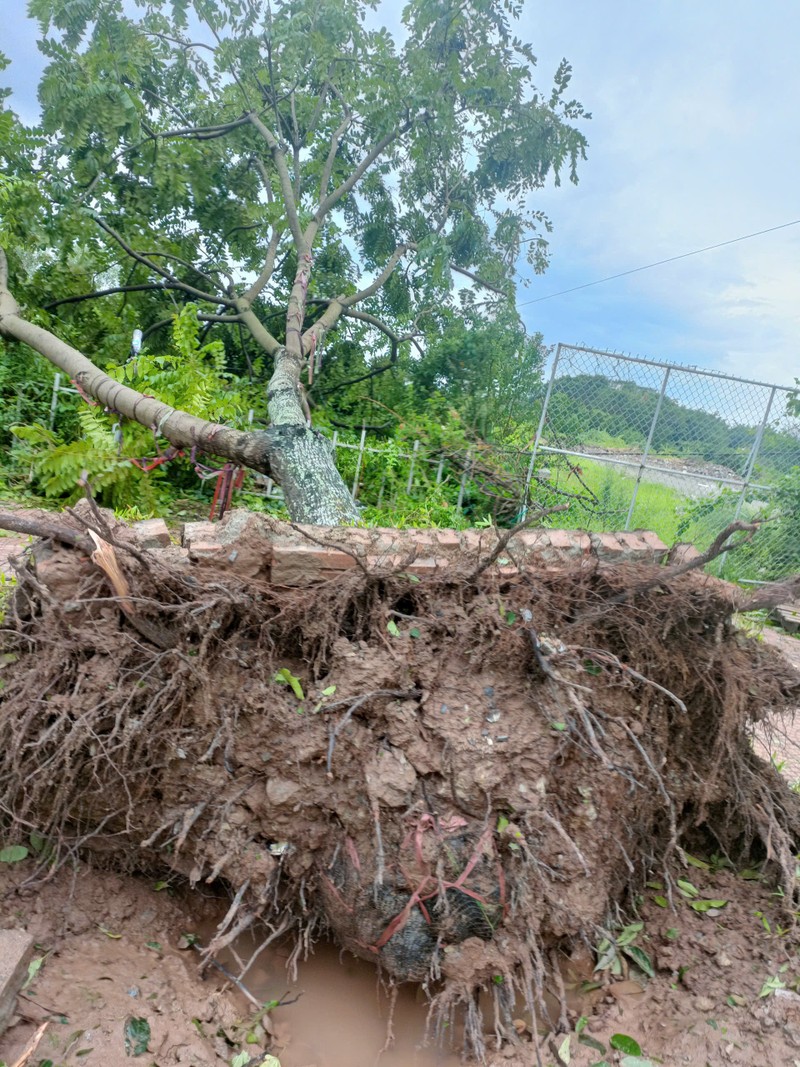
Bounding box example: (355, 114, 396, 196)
(2, 0, 799, 392)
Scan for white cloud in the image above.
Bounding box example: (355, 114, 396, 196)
(518, 0, 800, 387)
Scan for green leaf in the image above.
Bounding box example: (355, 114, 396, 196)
(609, 1034, 642, 1055)
(652, 895, 669, 908)
(620, 1058, 655, 1067)
(387, 620, 401, 637)
(496, 815, 509, 833)
(676, 879, 699, 898)
(123, 1016, 151, 1056)
(616, 922, 643, 947)
(409, 627, 421, 638)
(28, 832, 48, 853)
(557, 1034, 570, 1063)
(23, 956, 45, 990)
(623, 945, 655, 978)
(550, 721, 567, 732)
(575, 1015, 588, 1035)
(0, 845, 29, 863)
(231, 1053, 250, 1067)
(682, 852, 711, 870)
(578, 1034, 606, 1053)
(321, 686, 337, 696)
(688, 899, 728, 912)
(759, 975, 786, 998)
(273, 668, 305, 701)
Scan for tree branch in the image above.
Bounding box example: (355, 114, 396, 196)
(318, 107, 352, 203)
(243, 225, 284, 304)
(0, 511, 93, 553)
(0, 283, 273, 476)
(233, 300, 282, 357)
(247, 113, 304, 248)
(315, 121, 413, 222)
(451, 264, 510, 297)
(93, 218, 234, 306)
(44, 282, 175, 311)
(339, 245, 410, 309)
(146, 113, 253, 142)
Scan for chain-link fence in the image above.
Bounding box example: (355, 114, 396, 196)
(252, 344, 799, 584)
(528, 345, 800, 584)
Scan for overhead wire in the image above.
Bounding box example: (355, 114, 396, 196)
(517, 217, 800, 306)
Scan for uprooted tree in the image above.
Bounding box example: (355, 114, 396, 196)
(1, 507, 800, 1063)
(0, 0, 589, 523)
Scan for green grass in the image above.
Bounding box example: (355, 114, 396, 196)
(556, 458, 689, 544)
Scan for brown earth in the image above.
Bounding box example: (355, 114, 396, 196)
(2, 508, 800, 1066)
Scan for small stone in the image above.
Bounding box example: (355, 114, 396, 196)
(717, 952, 733, 968)
(694, 996, 715, 1012)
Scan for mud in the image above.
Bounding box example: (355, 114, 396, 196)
(5, 861, 800, 1066)
(2, 506, 800, 1061)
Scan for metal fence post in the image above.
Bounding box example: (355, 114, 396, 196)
(457, 451, 473, 511)
(624, 367, 671, 531)
(521, 343, 562, 520)
(733, 385, 777, 522)
(49, 373, 61, 430)
(406, 439, 420, 494)
(351, 425, 367, 498)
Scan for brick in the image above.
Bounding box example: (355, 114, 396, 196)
(636, 528, 669, 561)
(188, 541, 224, 561)
(0, 928, 34, 1035)
(547, 528, 592, 557)
(460, 529, 491, 553)
(181, 521, 218, 549)
(271, 543, 357, 586)
(590, 531, 626, 560)
(432, 529, 461, 550)
(615, 530, 650, 555)
(668, 542, 702, 566)
(132, 518, 171, 548)
(405, 556, 449, 575)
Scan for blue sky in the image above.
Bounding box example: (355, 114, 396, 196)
(3, 0, 799, 388)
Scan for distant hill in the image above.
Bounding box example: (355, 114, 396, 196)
(545, 375, 800, 478)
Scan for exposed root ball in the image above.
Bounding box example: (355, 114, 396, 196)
(1, 513, 799, 1060)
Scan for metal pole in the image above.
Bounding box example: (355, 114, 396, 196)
(457, 451, 473, 511)
(435, 457, 445, 485)
(406, 439, 420, 494)
(351, 425, 367, 498)
(624, 367, 671, 531)
(733, 385, 777, 523)
(49, 373, 61, 430)
(713, 387, 777, 579)
(521, 343, 562, 520)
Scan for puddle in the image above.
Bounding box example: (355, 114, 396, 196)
(202, 927, 464, 1066)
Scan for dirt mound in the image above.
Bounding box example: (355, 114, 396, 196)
(2, 505, 800, 1060)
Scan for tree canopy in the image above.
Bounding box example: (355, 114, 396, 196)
(0, 0, 589, 523)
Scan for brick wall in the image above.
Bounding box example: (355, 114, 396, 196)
(133, 510, 669, 587)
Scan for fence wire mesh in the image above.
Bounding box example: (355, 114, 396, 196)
(251, 345, 798, 585)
